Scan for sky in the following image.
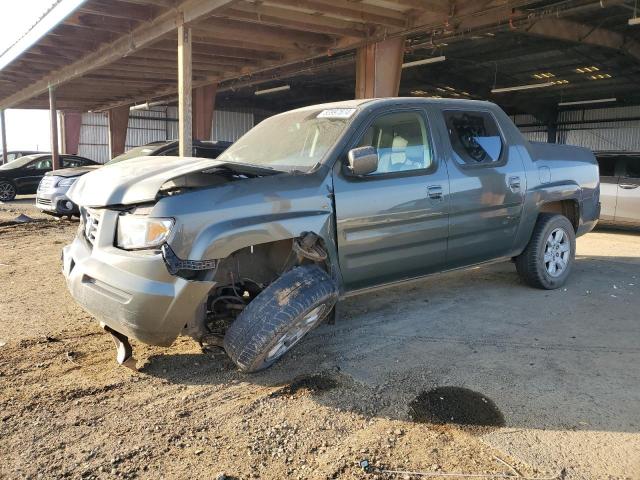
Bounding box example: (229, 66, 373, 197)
(0, 1, 60, 152)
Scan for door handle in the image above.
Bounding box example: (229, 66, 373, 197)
(619, 183, 639, 189)
(508, 176, 521, 192)
(427, 185, 443, 201)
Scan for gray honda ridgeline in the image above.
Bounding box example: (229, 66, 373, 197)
(62, 98, 600, 372)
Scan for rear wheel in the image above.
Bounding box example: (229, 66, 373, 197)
(515, 213, 576, 289)
(223, 265, 338, 373)
(0, 181, 16, 202)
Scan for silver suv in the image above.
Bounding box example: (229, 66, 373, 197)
(597, 152, 640, 227)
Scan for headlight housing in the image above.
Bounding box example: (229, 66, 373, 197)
(57, 177, 78, 187)
(116, 213, 174, 250)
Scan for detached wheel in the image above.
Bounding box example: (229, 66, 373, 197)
(224, 265, 338, 373)
(515, 213, 576, 290)
(0, 180, 16, 202)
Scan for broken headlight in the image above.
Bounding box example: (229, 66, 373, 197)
(116, 212, 174, 250)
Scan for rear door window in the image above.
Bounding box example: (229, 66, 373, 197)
(443, 110, 503, 165)
(624, 157, 640, 178)
(596, 157, 617, 177)
(62, 158, 82, 168)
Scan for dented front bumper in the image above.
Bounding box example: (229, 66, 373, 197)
(62, 231, 215, 347)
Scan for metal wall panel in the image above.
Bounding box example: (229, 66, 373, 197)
(511, 106, 640, 151)
(510, 114, 548, 143)
(78, 108, 169, 164)
(213, 110, 254, 141)
(560, 122, 640, 151)
(558, 105, 640, 152)
(78, 113, 109, 163)
(165, 107, 254, 142)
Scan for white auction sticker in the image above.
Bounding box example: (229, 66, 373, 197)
(317, 108, 356, 119)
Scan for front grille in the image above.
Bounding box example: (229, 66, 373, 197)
(36, 198, 52, 206)
(38, 176, 57, 191)
(81, 208, 101, 245)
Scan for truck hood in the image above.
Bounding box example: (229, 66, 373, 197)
(68, 156, 226, 207)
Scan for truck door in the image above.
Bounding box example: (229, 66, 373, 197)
(333, 109, 450, 291)
(438, 108, 525, 268)
(615, 156, 640, 226)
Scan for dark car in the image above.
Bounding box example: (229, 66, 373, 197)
(108, 139, 233, 164)
(0, 154, 99, 201)
(36, 140, 232, 216)
(0, 150, 46, 165)
(595, 151, 640, 227)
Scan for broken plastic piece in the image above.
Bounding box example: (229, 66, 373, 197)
(13, 214, 34, 223)
(101, 323, 137, 371)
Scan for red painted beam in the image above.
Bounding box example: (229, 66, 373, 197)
(108, 105, 130, 159)
(61, 112, 82, 155)
(355, 37, 405, 99)
(193, 83, 217, 141)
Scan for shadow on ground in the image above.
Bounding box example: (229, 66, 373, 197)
(143, 252, 640, 435)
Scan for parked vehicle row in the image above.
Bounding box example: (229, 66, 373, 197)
(35, 140, 231, 216)
(0, 154, 98, 202)
(61, 98, 600, 372)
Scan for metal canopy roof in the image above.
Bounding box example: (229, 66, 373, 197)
(217, 1, 640, 115)
(0, 0, 639, 114)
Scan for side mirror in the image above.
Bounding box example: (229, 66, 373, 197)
(348, 146, 378, 176)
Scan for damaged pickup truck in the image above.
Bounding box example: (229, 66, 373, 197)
(62, 98, 600, 372)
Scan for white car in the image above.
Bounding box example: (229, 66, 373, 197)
(597, 151, 640, 227)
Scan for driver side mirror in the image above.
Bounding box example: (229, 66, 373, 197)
(348, 146, 378, 176)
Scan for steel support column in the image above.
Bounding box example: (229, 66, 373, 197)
(0, 109, 7, 165)
(107, 105, 130, 159)
(193, 83, 217, 141)
(49, 86, 60, 170)
(355, 37, 405, 99)
(547, 120, 558, 144)
(178, 22, 192, 157)
(60, 112, 82, 155)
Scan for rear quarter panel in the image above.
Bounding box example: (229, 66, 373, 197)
(513, 141, 599, 250)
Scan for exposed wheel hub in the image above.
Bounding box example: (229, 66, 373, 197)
(266, 304, 326, 362)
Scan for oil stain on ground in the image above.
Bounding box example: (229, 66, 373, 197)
(409, 386, 505, 429)
(271, 374, 338, 398)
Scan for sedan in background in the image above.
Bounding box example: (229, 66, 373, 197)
(0, 150, 46, 164)
(0, 153, 98, 202)
(596, 151, 640, 227)
(36, 140, 232, 216)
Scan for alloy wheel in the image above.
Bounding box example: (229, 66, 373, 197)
(544, 227, 570, 277)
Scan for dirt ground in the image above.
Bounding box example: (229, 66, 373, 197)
(1, 197, 638, 480)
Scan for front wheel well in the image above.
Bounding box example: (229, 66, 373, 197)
(538, 200, 579, 231)
(212, 233, 331, 288)
(200, 234, 332, 343)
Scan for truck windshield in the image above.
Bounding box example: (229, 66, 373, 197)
(217, 108, 355, 172)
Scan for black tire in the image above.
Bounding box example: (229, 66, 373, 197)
(223, 265, 338, 373)
(515, 213, 576, 290)
(0, 180, 17, 202)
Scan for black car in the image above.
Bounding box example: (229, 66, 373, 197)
(0, 153, 99, 201)
(0, 150, 46, 165)
(106, 139, 233, 164)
